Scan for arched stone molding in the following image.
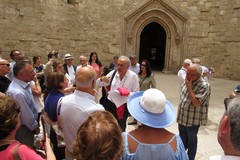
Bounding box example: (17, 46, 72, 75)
(121, 0, 189, 71)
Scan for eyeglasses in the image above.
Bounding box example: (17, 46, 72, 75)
(141, 64, 146, 67)
(0, 64, 10, 67)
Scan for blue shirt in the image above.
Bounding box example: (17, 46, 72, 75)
(6, 78, 38, 131)
(122, 132, 188, 160)
(44, 90, 64, 122)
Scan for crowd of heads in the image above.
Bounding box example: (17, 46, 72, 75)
(0, 48, 239, 159)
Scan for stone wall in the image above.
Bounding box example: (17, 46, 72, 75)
(0, 0, 239, 80)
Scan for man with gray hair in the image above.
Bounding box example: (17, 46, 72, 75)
(6, 61, 39, 148)
(177, 64, 211, 160)
(97, 56, 139, 131)
(129, 54, 140, 75)
(76, 55, 92, 70)
(177, 58, 192, 91)
(59, 67, 105, 158)
(210, 96, 240, 159)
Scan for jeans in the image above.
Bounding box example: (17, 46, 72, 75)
(178, 124, 200, 160)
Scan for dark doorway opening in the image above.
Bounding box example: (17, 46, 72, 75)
(139, 22, 166, 71)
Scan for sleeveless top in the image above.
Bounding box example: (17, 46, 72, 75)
(0, 141, 44, 160)
(122, 132, 188, 160)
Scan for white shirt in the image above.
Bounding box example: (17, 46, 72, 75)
(129, 63, 140, 75)
(29, 81, 44, 113)
(60, 90, 104, 152)
(210, 155, 240, 160)
(201, 65, 209, 82)
(177, 67, 186, 90)
(65, 73, 73, 88)
(96, 70, 139, 99)
(67, 65, 75, 84)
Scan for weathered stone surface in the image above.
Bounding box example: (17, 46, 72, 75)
(0, 0, 239, 80)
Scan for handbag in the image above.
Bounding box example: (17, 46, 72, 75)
(100, 70, 117, 109)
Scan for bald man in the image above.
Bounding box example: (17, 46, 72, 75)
(0, 59, 11, 94)
(59, 67, 105, 159)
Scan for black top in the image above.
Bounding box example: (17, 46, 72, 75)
(0, 75, 11, 93)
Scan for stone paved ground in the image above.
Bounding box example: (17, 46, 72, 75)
(126, 72, 239, 160)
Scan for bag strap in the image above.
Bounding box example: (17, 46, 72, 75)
(109, 70, 117, 89)
(139, 76, 147, 88)
(13, 143, 22, 160)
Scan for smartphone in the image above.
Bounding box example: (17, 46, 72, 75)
(40, 116, 47, 147)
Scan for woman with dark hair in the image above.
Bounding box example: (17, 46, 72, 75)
(44, 72, 68, 160)
(128, 60, 156, 125)
(138, 60, 156, 91)
(73, 111, 123, 160)
(89, 52, 102, 78)
(51, 59, 75, 94)
(0, 96, 55, 160)
(33, 55, 45, 90)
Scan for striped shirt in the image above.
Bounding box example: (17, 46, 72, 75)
(177, 78, 211, 126)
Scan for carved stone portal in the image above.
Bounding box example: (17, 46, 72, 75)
(121, 0, 189, 71)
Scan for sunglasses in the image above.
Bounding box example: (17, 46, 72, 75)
(0, 64, 10, 67)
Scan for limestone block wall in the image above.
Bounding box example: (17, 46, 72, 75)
(170, 0, 240, 80)
(0, 0, 239, 80)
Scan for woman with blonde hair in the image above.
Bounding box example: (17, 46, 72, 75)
(73, 111, 123, 160)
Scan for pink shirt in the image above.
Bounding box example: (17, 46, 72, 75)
(0, 141, 44, 160)
(91, 63, 101, 78)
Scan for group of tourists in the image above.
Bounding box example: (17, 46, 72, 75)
(0, 49, 239, 160)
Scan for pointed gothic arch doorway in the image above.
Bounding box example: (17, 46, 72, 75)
(139, 22, 166, 71)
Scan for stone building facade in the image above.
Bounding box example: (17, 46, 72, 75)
(0, 0, 239, 80)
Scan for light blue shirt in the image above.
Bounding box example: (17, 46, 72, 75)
(6, 78, 38, 131)
(122, 132, 189, 160)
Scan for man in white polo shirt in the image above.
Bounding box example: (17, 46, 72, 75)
(59, 67, 104, 159)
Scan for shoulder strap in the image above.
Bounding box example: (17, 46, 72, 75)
(127, 133, 140, 144)
(139, 76, 147, 87)
(109, 70, 117, 86)
(13, 143, 22, 160)
(168, 134, 176, 143)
